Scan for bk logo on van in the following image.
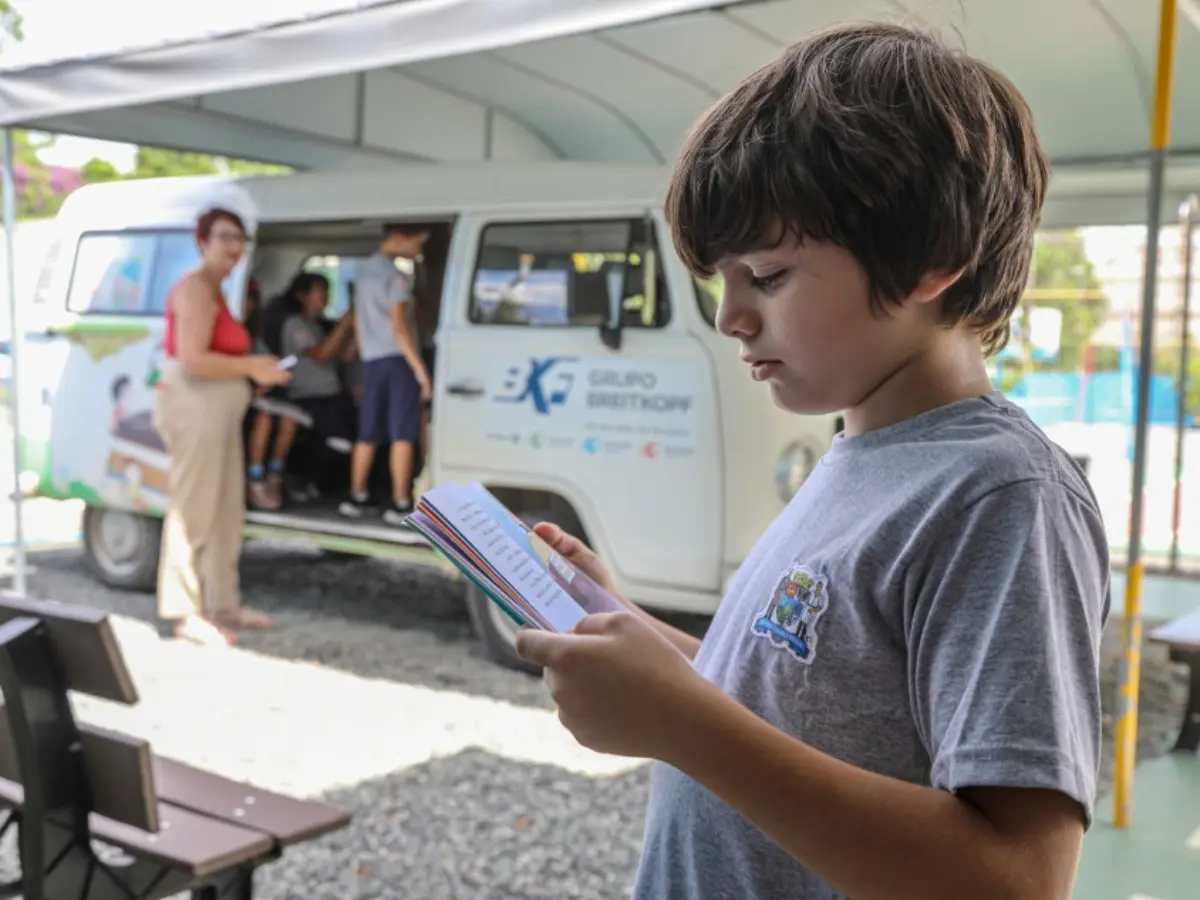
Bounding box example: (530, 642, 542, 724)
(495, 356, 579, 415)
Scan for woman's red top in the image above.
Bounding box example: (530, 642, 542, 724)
(164, 289, 251, 358)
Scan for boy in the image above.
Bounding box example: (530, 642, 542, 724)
(339, 223, 431, 525)
(515, 21, 1110, 900)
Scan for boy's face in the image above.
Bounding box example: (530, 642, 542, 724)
(384, 231, 430, 260)
(714, 235, 949, 417)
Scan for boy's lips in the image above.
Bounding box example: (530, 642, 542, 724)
(743, 357, 784, 382)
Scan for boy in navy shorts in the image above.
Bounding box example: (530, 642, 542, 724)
(339, 224, 431, 525)
(516, 21, 1110, 900)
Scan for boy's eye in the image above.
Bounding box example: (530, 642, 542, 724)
(749, 270, 787, 291)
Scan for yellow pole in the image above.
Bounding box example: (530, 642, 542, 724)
(1112, 0, 1178, 829)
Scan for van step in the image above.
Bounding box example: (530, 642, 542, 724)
(244, 507, 428, 546)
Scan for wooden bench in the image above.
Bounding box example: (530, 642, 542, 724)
(0, 592, 352, 899)
(1148, 606, 1200, 754)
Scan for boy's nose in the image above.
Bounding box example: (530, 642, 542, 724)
(716, 294, 760, 341)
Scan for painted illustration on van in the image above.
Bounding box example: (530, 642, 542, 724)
(45, 326, 169, 515)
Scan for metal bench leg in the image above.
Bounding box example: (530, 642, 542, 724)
(191, 868, 253, 900)
(1170, 649, 1200, 754)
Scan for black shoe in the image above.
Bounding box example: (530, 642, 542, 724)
(382, 500, 414, 527)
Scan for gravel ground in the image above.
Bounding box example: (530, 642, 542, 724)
(0, 542, 1191, 899)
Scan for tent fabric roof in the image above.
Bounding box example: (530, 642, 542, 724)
(1, 0, 1199, 221)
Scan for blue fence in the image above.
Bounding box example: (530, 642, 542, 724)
(1004, 370, 1189, 428)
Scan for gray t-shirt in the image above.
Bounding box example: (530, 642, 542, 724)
(632, 392, 1111, 900)
(355, 252, 414, 363)
(280, 314, 341, 400)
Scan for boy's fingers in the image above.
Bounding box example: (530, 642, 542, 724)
(514, 628, 578, 666)
(534, 523, 589, 558)
(532, 522, 564, 544)
(572, 612, 623, 636)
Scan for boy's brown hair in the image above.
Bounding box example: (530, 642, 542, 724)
(665, 21, 1049, 355)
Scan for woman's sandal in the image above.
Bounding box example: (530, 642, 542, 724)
(214, 607, 277, 631)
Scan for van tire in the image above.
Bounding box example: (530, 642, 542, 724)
(465, 508, 571, 675)
(465, 581, 541, 675)
(82, 506, 162, 592)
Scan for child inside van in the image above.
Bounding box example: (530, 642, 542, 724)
(244, 280, 299, 510)
(339, 224, 432, 525)
(514, 22, 1110, 900)
(277, 271, 358, 498)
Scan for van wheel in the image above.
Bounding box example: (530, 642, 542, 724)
(465, 580, 541, 675)
(464, 509, 565, 675)
(83, 506, 162, 592)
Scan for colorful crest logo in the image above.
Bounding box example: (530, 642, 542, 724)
(751, 564, 830, 663)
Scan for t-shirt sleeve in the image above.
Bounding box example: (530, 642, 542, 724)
(386, 269, 413, 307)
(280, 315, 313, 357)
(905, 479, 1111, 826)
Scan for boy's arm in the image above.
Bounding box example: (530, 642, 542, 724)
(668, 685, 1085, 900)
(522, 479, 1107, 900)
(667, 479, 1107, 900)
(630, 606, 702, 660)
(386, 275, 430, 391)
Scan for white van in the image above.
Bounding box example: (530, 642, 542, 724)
(11, 164, 838, 670)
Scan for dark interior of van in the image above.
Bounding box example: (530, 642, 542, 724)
(239, 218, 453, 544)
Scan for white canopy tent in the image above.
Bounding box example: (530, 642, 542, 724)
(0, 0, 1196, 209)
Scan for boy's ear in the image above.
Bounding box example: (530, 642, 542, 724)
(909, 268, 965, 306)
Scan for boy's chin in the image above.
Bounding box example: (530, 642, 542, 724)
(768, 382, 838, 418)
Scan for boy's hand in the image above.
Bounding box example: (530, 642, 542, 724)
(416, 367, 433, 402)
(515, 612, 708, 759)
(531, 522, 622, 599)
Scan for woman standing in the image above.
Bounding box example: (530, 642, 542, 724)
(155, 207, 291, 646)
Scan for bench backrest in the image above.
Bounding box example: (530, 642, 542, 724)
(0, 593, 138, 704)
(0, 593, 159, 833)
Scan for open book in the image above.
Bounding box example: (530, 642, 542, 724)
(403, 483, 626, 633)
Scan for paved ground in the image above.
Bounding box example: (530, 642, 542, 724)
(0, 537, 1192, 899)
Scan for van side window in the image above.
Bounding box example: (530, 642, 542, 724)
(470, 219, 670, 328)
(67, 230, 242, 316)
(66, 233, 159, 314)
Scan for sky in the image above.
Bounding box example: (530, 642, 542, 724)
(12, 0, 140, 169)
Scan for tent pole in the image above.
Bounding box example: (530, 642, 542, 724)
(1169, 194, 1197, 571)
(1113, 0, 1178, 830)
(1, 128, 26, 595)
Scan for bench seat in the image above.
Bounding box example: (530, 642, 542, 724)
(154, 757, 351, 848)
(0, 777, 273, 879)
(1148, 607, 1200, 754)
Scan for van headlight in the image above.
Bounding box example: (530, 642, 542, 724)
(775, 441, 816, 502)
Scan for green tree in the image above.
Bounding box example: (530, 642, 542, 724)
(80, 157, 122, 184)
(0, 0, 22, 45)
(133, 148, 220, 179)
(132, 148, 290, 180)
(1025, 230, 1109, 372)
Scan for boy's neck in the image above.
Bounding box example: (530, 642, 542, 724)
(841, 333, 994, 437)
